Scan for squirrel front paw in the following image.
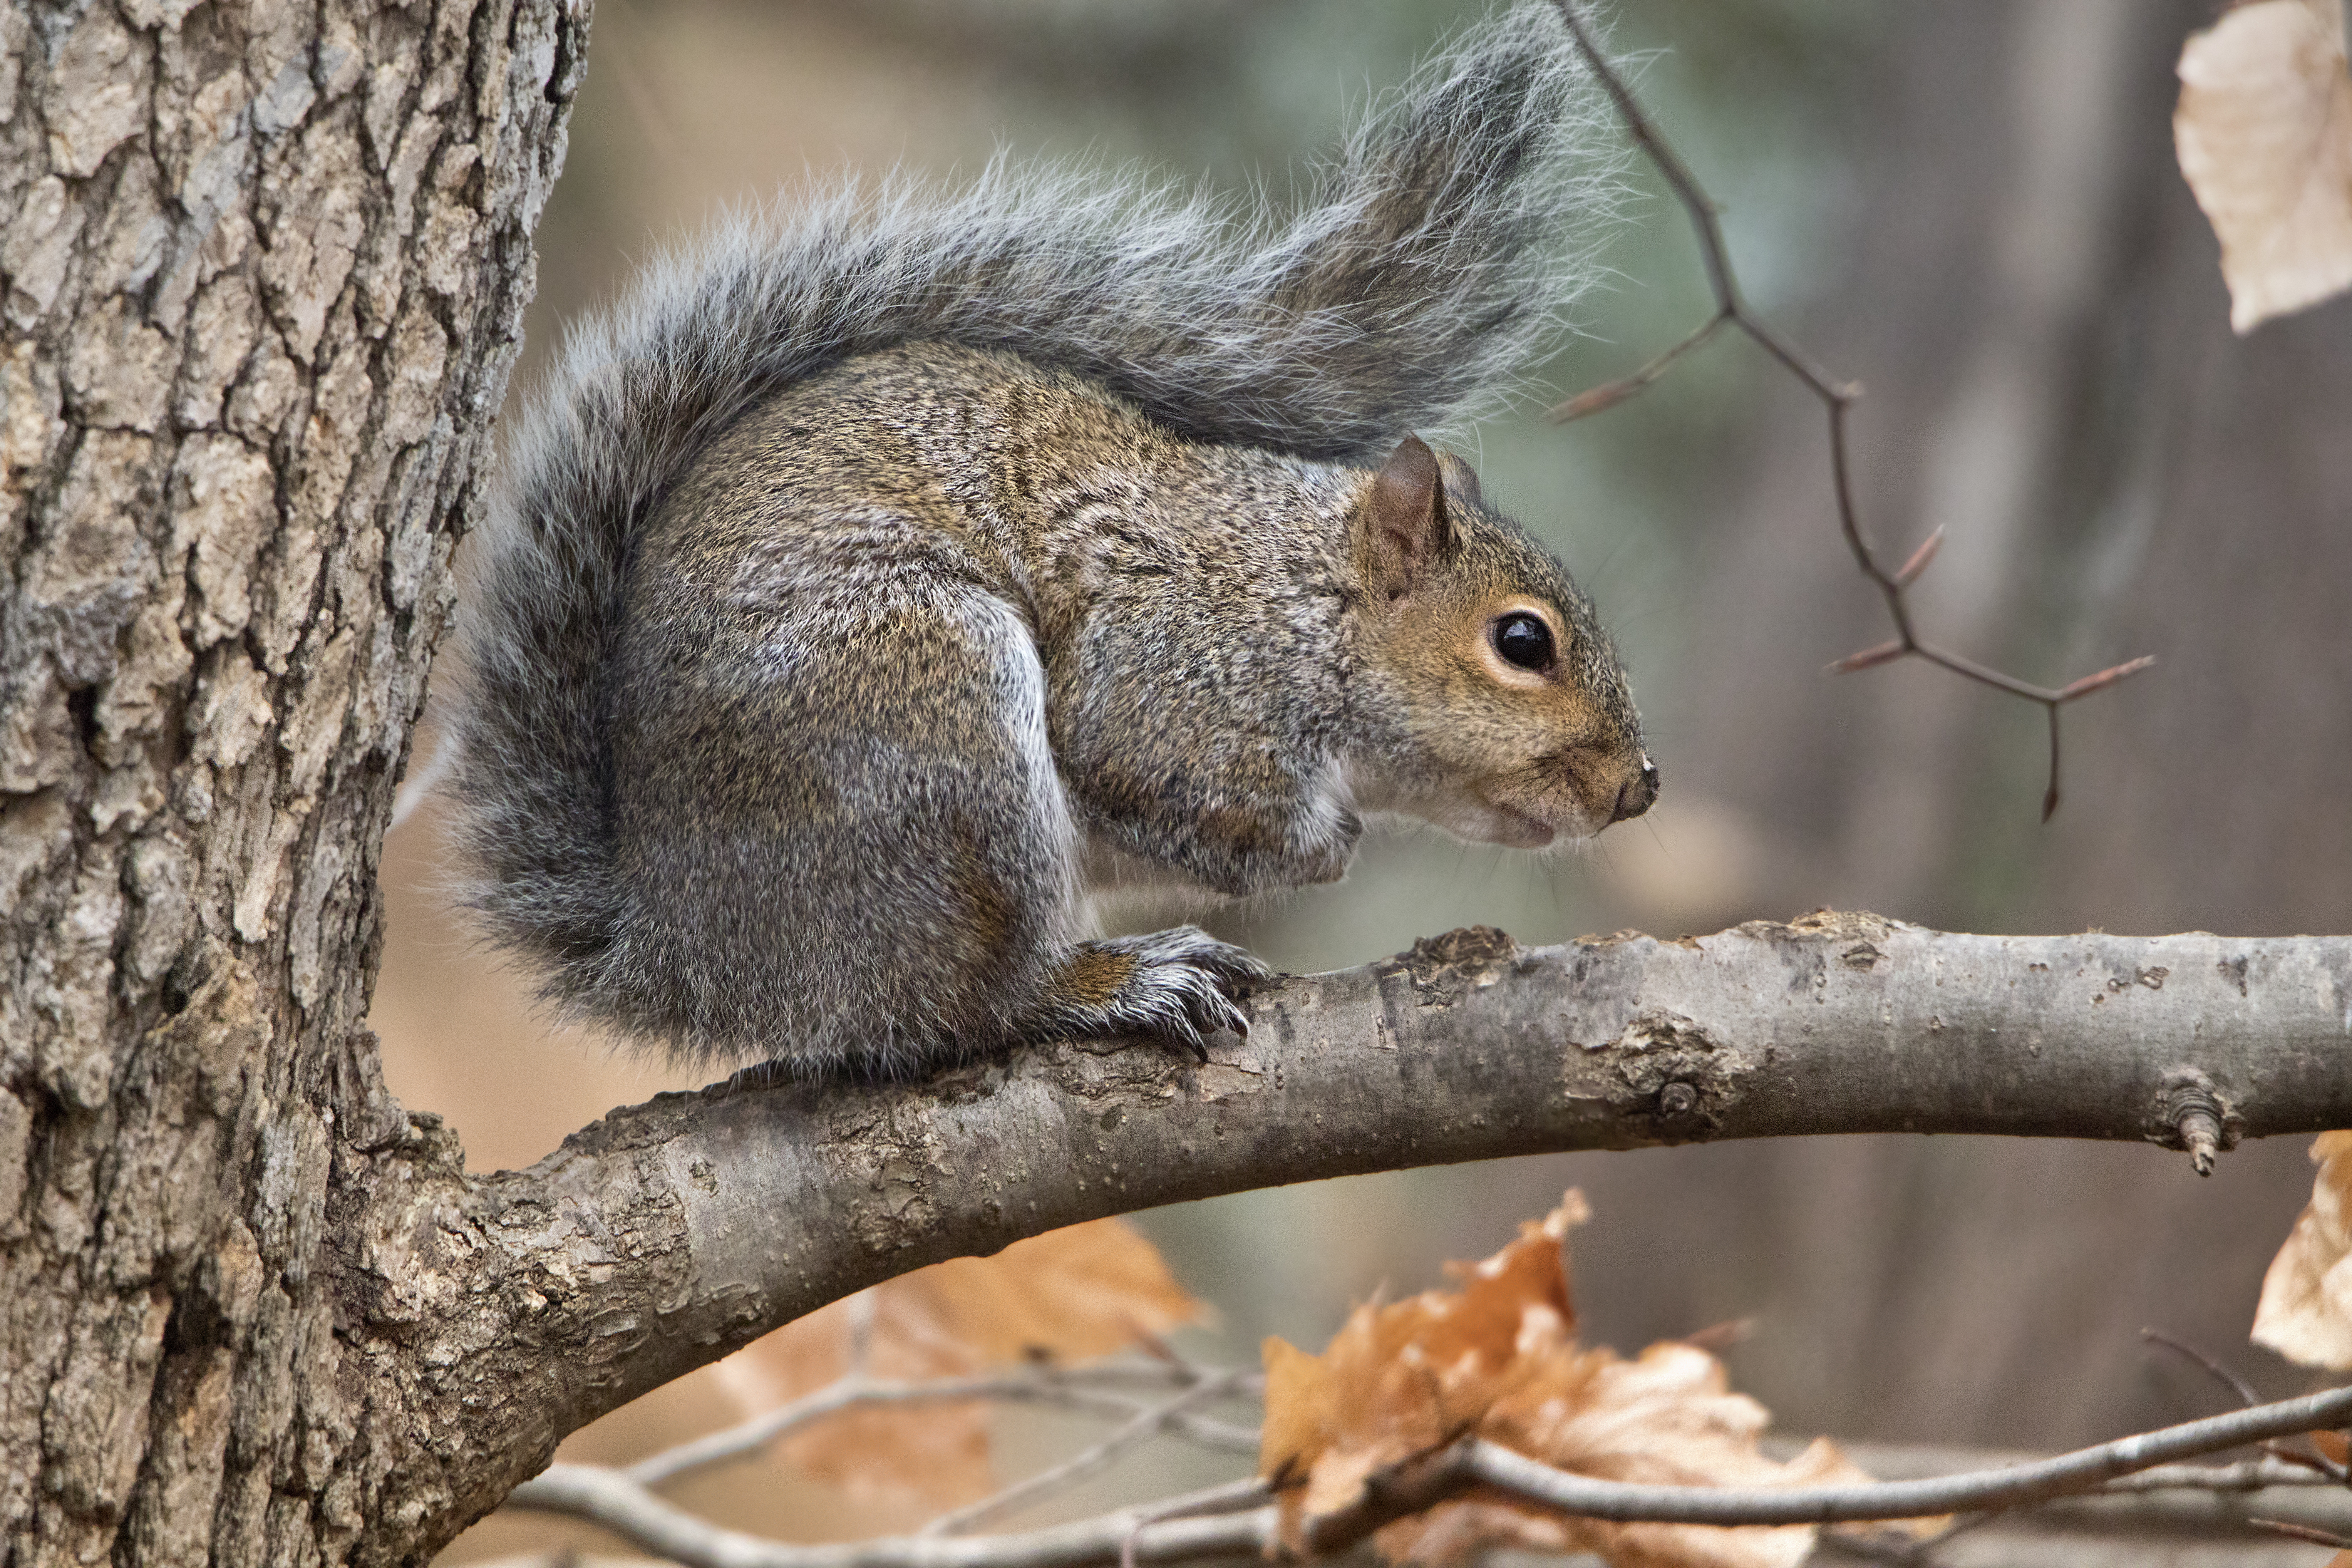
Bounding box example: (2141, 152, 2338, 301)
(1031, 928, 1272, 1061)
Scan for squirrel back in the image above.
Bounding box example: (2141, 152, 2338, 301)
(449, 7, 1634, 1066)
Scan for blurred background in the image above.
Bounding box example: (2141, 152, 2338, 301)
(366, 0, 2352, 1558)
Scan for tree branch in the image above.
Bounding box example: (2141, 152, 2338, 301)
(507, 1384, 2352, 1568)
(1545, 0, 2154, 817)
(386, 914, 2352, 1508)
(507, 1465, 1274, 1568)
(919, 1373, 1252, 1537)
(627, 1366, 1257, 1492)
(1449, 1382, 2352, 1526)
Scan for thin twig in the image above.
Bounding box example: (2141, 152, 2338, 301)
(627, 1365, 1259, 1490)
(2250, 1516, 2352, 1548)
(515, 1383, 2352, 1568)
(847, 1290, 879, 1376)
(1552, 308, 1731, 419)
(510, 1464, 1278, 1568)
(2140, 1329, 2352, 1481)
(1810, 1523, 1946, 1566)
(2141, 1326, 2266, 1408)
(1546, 0, 2154, 819)
(1298, 1382, 2352, 1550)
(921, 1374, 1248, 1537)
(1465, 1385, 2352, 1525)
(1117, 1481, 1271, 1568)
(2097, 1456, 2343, 1492)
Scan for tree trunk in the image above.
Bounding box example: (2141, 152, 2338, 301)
(0, 1, 581, 1563)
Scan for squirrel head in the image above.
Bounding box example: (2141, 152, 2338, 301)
(1345, 435, 1656, 849)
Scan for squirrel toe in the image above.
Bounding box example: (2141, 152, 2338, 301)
(1034, 927, 1269, 1060)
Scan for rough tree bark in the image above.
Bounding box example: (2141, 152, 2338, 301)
(0, 1, 580, 1564)
(3, 7, 2349, 1568)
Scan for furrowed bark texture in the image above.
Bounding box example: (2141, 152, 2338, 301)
(0, 1, 580, 1564)
(374, 915, 2352, 1527)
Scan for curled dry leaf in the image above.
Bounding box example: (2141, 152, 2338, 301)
(1259, 1193, 1879, 1568)
(2175, 0, 2352, 332)
(711, 1218, 1204, 1510)
(2253, 1132, 2352, 1368)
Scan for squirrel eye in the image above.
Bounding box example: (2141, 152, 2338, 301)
(1492, 612, 1556, 673)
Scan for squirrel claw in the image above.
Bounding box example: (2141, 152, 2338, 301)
(1064, 927, 1265, 1063)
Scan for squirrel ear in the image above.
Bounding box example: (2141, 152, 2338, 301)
(1435, 449, 1482, 510)
(1363, 435, 1453, 600)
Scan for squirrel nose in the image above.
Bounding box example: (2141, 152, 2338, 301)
(1611, 756, 1659, 824)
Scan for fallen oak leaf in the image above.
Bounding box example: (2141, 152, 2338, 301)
(711, 1217, 1205, 1512)
(2253, 1131, 2352, 1368)
(1391, 1347, 1871, 1568)
(1261, 1193, 1903, 1568)
(2175, 0, 2352, 331)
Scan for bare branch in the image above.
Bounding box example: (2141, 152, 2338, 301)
(393, 916, 2352, 1507)
(2252, 1517, 2352, 1549)
(1457, 1381, 2352, 1524)
(1297, 1386, 2352, 1553)
(1546, 308, 1730, 419)
(1817, 1440, 2352, 1539)
(1545, 0, 2154, 816)
(629, 1366, 1259, 1491)
(2097, 1458, 2339, 1493)
(513, 1382, 2352, 1567)
(922, 1374, 1253, 1537)
(507, 1465, 1276, 1568)
(2139, 1328, 2266, 1410)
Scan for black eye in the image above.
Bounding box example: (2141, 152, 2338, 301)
(1492, 612, 1555, 672)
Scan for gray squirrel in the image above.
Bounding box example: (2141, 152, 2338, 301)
(446, 4, 1656, 1076)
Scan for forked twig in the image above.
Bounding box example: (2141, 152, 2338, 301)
(2140, 1326, 2266, 1409)
(510, 1371, 2352, 1568)
(626, 1362, 1259, 1490)
(2141, 1327, 2352, 1480)
(920, 1373, 1249, 1537)
(2250, 1517, 2352, 1548)
(1300, 1382, 2352, 1552)
(1547, 0, 2154, 818)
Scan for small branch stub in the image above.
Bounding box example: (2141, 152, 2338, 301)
(2162, 1071, 2234, 1177)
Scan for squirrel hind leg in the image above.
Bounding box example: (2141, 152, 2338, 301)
(1021, 928, 1272, 1062)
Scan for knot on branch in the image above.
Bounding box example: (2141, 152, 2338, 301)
(1770, 908, 1901, 945)
(2158, 1070, 2239, 1177)
(1381, 926, 1524, 1005)
(1602, 1009, 1728, 1138)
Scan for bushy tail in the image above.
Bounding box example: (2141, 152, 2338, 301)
(449, 4, 1616, 1020)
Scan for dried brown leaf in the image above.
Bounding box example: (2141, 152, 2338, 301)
(1262, 1193, 1879, 1568)
(2175, 0, 2352, 331)
(711, 1218, 1205, 1510)
(2254, 1132, 2352, 1368)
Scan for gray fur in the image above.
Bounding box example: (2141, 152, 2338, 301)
(448, 6, 1634, 1071)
